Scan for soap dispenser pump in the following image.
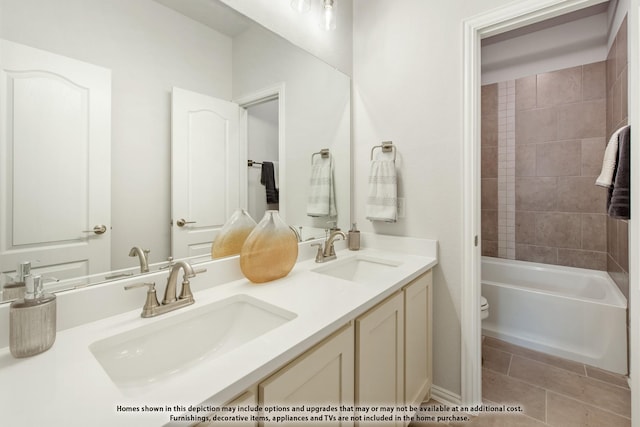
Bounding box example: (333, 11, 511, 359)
(348, 223, 360, 251)
(2, 261, 31, 301)
(10, 274, 57, 358)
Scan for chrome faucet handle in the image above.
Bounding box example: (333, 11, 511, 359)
(125, 282, 160, 318)
(159, 256, 175, 270)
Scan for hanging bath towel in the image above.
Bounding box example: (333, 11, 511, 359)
(596, 126, 627, 188)
(366, 159, 397, 222)
(608, 125, 631, 219)
(307, 156, 336, 217)
(261, 161, 279, 204)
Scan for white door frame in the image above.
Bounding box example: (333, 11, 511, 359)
(461, 0, 620, 406)
(234, 83, 286, 218)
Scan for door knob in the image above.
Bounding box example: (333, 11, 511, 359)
(82, 225, 107, 235)
(176, 219, 196, 227)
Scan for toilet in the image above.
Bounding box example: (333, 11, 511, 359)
(480, 296, 489, 320)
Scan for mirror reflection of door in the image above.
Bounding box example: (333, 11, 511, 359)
(170, 87, 241, 259)
(0, 39, 111, 281)
(246, 98, 279, 223)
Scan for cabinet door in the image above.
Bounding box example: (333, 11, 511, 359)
(404, 271, 433, 408)
(194, 386, 258, 427)
(356, 292, 404, 426)
(260, 323, 355, 426)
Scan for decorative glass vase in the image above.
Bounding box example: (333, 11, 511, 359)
(211, 209, 257, 259)
(240, 210, 298, 283)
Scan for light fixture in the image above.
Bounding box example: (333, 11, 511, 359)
(290, 0, 311, 13)
(321, 0, 337, 31)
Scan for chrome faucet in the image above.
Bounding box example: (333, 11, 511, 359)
(312, 230, 347, 263)
(124, 260, 205, 318)
(129, 246, 150, 273)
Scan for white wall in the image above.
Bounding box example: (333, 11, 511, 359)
(353, 0, 519, 397)
(233, 24, 351, 234)
(220, 0, 353, 76)
(481, 12, 608, 84)
(247, 100, 279, 222)
(0, 0, 233, 269)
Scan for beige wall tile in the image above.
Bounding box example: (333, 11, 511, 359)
(536, 140, 581, 177)
(482, 114, 498, 147)
(516, 211, 536, 244)
(516, 75, 537, 110)
(482, 209, 498, 241)
(535, 212, 581, 249)
(557, 248, 607, 270)
(516, 145, 536, 177)
(557, 176, 607, 213)
(608, 255, 629, 300)
(557, 100, 605, 140)
(547, 392, 631, 427)
(581, 213, 606, 251)
(616, 17, 628, 78)
(509, 356, 631, 417)
(606, 38, 617, 91)
(482, 83, 498, 118)
(583, 61, 606, 101)
(612, 78, 623, 129)
(482, 146, 498, 178)
(618, 220, 629, 272)
(537, 66, 582, 107)
(482, 178, 498, 211)
(516, 244, 557, 264)
(516, 107, 557, 144)
(482, 240, 498, 257)
(621, 66, 628, 121)
(516, 177, 557, 211)
(581, 138, 606, 176)
(608, 216, 619, 260)
(481, 368, 546, 422)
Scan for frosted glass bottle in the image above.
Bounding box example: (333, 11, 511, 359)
(240, 210, 298, 283)
(211, 209, 257, 259)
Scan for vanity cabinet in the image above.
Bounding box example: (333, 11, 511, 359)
(355, 291, 405, 426)
(259, 323, 355, 426)
(404, 271, 433, 408)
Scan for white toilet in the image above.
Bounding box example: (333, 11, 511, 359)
(480, 296, 489, 320)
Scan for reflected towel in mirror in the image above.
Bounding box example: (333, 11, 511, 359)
(307, 156, 336, 217)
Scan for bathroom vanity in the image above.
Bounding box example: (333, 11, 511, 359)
(0, 234, 437, 427)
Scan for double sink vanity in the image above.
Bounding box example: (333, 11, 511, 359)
(0, 233, 437, 426)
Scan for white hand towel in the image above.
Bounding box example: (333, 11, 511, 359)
(366, 159, 397, 222)
(307, 157, 336, 217)
(596, 126, 626, 188)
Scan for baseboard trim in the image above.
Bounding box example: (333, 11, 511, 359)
(430, 386, 462, 406)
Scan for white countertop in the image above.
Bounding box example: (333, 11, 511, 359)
(0, 236, 437, 427)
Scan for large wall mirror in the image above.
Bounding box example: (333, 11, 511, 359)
(0, 0, 351, 301)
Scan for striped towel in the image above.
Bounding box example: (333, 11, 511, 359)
(366, 159, 397, 222)
(307, 157, 336, 217)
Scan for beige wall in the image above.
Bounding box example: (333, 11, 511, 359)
(481, 62, 609, 270)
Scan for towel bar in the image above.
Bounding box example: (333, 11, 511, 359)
(371, 141, 396, 161)
(311, 148, 331, 164)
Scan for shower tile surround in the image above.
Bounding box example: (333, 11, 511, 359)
(481, 61, 609, 270)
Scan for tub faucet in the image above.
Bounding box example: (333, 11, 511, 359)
(129, 246, 150, 273)
(312, 230, 347, 263)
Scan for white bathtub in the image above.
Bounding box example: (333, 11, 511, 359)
(481, 256, 628, 374)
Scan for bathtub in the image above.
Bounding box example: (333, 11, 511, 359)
(481, 256, 627, 374)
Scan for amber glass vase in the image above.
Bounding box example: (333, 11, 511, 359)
(211, 209, 257, 259)
(240, 210, 298, 283)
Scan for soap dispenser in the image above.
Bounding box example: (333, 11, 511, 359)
(348, 223, 360, 251)
(2, 261, 31, 301)
(10, 274, 57, 358)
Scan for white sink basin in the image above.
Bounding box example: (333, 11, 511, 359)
(89, 294, 296, 389)
(312, 254, 403, 284)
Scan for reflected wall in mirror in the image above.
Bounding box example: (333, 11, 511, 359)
(0, 0, 351, 301)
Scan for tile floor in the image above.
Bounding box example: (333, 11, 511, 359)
(411, 336, 631, 426)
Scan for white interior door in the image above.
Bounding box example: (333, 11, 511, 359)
(171, 87, 241, 259)
(0, 39, 111, 280)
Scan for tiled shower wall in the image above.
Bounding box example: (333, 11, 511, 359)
(482, 61, 609, 270)
(606, 17, 629, 298)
